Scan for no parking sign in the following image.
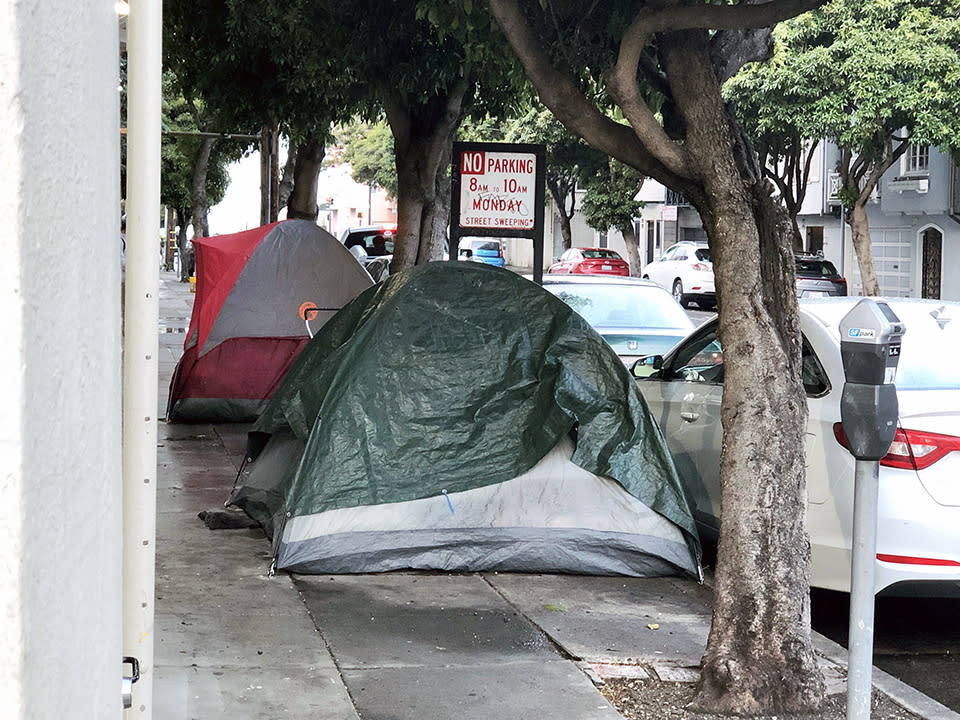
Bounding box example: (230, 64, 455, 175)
(451, 142, 546, 281)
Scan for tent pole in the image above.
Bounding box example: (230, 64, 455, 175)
(122, 0, 161, 716)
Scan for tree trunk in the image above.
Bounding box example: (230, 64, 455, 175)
(176, 207, 191, 281)
(190, 136, 215, 240)
(621, 224, 641, 276)
(694, 187, 823, 715)
(424, 140, 453, 262)
(548, 183, 575, 252)
(657, 34, 824, 715)
(383, 79, 470, 272)
(849, 202, 879, 296)
(488, 3, 826, 713)
(287, 136, 325, 221)
(392, 147, 431, 269)
(278, 139, 297, 212)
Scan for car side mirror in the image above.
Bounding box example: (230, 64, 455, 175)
(630, 355, 663, 379)
(460, 249, 473, 258)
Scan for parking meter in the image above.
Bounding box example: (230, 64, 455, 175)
(839, 300, 905, 459)
(838, 299, 905, 720)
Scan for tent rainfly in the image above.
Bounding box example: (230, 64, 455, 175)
(230, 262, 702, 578)
(166, 220, 373, 422)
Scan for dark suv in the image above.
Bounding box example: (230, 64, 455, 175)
(795, 254, 847, 298)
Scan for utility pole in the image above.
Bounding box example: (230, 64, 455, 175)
(122, 0, 161, 715)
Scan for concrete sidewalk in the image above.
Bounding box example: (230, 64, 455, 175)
(153, 269, 958, 719)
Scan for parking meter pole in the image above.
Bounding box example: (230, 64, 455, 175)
(837, 299, 906, 720)
(846, 458, 880, 720)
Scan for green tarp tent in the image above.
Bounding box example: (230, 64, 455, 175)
(229, 262, 700, 577)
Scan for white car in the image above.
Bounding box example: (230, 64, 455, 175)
(634, 297, 960, 595)
(642, 241, 715, 309)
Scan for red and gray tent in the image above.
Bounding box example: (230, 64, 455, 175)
(166, 220, 374, 422)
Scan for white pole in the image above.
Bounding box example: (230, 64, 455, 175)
(123, 0, 162, 716)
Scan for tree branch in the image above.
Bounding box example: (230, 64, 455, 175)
(606, 11, 688, 176)
(859, 137, 909, 205)
(488, 0, 673, 182)
(623, 0, 828, 34)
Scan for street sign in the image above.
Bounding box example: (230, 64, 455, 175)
(458, 149, 538, 230)
(451, 142, 546, 283)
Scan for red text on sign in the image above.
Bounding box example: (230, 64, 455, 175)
(461, 152, 485, 174)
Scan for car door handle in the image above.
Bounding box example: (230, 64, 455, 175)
(680, 410, 700, 422)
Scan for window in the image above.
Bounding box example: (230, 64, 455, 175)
(805, 226, 824, 255)
(904, 144, 929, 176)
(660, 245, 679, 262)
(666, 325, 831, 396)
(582, 249, 621, 259)
(668, 327, 724, 384)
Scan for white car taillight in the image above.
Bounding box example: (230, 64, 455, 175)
(833, 423, 960, 470)
(692, 262, 710, 272)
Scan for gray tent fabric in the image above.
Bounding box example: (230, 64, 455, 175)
(200, 221, 373, 354)
(230, 261, 701, 576)
(166, 220, 373, 422)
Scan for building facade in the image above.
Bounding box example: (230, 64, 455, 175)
(570, 142, 960, 301)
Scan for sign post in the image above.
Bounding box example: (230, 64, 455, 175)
(451, 142, 546, 283)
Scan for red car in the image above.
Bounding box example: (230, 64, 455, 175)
(548, 247, 630, 276)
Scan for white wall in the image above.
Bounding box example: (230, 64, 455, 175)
(1, 3, 123, 718)
(209, 154, 399, 238)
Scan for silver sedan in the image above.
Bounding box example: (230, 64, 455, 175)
(633, 297, 960, 596)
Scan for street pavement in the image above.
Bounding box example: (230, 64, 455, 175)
(153, 269, 959, 719)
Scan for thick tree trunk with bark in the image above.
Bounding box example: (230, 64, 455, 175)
(660, 33, 823, 714)
(383, 80, 469, 272)
(287, 136, 325, 221)
(695, 188, 822, 714)
(487, 4, 827, 710)
(849, 202, 879, 295)
(621, 225, 641, 276)
(190, 137, 215, 240)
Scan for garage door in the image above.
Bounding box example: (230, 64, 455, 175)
(853, 228, 915, 297)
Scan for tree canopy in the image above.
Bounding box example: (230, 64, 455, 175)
(505, 104, 606, 251)
(581, 159, 645, 274)
(726, 0, 960, 290)
(159, 74, 237, 230)
(335, 121, 399, 200)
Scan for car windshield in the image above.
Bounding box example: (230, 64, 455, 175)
(548, 283, 693, 330)
(581, 249, 620, 259)
(473, 241, 501, 252)
(796, 259, 839, 277)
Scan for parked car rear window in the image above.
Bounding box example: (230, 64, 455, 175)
(796, 259, 839, 277)
(582, 249, 621, 259)
(694, 248, 711, 262)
